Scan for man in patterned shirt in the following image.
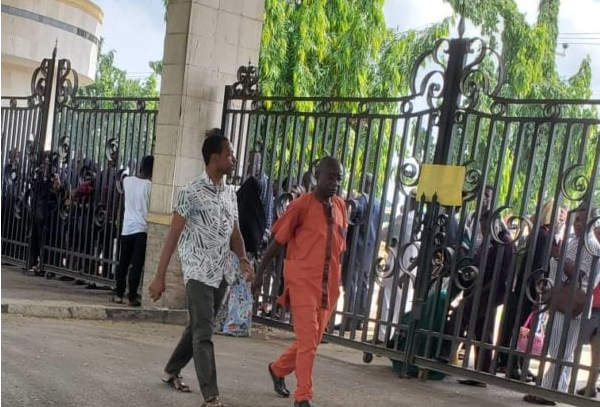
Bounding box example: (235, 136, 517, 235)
(257, 157, 347, 407)
(148, 130, 254, 407)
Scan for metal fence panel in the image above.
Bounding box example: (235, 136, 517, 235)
(223, 36, 600, 406)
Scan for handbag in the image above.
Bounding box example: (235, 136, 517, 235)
(517, 312, 545, 356)
(551, 280, 585, 318)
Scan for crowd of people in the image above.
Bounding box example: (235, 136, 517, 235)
(1, 146, 155, 305)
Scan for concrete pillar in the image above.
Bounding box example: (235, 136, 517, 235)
(143, 0, 265, 308)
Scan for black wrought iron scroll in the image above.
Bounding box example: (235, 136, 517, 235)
(1, 51, 56, 268)
(1, 52, 159, 288)
(221, 27, 600, 405)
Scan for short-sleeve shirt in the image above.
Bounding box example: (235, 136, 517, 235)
(564, 235, 600, 318)
(174, 173, 238, 287)
(564, 236, 600, 291)
(273, 192, 347, 309)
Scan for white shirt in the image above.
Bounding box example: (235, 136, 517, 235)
(174, 173, 238, 288)
(564, 235, 600, 291)
(121, 176, 151, 235)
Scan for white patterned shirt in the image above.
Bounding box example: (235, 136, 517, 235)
(174, 173, 238, 287)
(564, 235, 600, 291)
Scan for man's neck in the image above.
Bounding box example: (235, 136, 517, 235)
(206, 167, 223, 185)
(314, 190, 331, 204)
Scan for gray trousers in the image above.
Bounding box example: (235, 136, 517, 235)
(165, 279, 228, 401)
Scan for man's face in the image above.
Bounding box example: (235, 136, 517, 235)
(480, 219, 489, 237)
(216, 141, 236, 176)
(558, 207, 567, 223)
(247, 152, 262, 177)
(315, 162, 342, 198)
(573, 210, 585, 238)
(594, 226, 600, 243)
(482, 188, 493, 209)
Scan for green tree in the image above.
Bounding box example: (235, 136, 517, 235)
(71, 40, 159, 165)
(78, 40, 159, 100)
(259, 0, 450, 99)
(442, 0, 598, 210)
(149, 60, 163, 76)
(256, 1, 451, 194)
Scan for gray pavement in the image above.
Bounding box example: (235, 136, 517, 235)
(0, 265, 579, 407)
(1, 265, 187, 324)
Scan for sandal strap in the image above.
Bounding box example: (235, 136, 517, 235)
(203, 396, 224, 407)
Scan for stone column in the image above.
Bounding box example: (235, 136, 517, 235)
(143, 0, 265, 308)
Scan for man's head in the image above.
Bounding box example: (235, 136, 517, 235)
(572, 204, 596, 239)
(539, 199, 567, 226)
(482, 184, 494, 209)
(246, 151, 262, 178)
(139, 156, 154, 179)
(202, 130, 236, 176)
(314, 156, 342, 200)
(364, 173, 373, 195)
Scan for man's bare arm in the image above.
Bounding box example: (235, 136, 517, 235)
(231, 220, 254, 281)
(257, 240, 284, 275)
(148, 212, 186, 301)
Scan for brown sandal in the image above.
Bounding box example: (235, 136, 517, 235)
(201, 396, 224, 407)
(162, 374, 191, 393)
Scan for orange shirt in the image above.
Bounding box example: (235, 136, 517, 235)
(273, 192, 347, 309)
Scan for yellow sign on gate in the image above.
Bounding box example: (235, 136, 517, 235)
(416, 164, 465, 206)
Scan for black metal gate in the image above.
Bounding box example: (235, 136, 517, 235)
(1, 50, 159, 287)
(222, 34, 600, 405)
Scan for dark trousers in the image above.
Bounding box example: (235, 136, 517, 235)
(115, 232, 147, 300)
(27, 218, 47, 269)
(442, 293, 499, 373)
(497, 290, 533, 371)
(344, 267, 369, 329)
(165, 279, 228, 401)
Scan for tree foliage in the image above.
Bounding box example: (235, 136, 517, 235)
(78, 40, 159, 99)
(259, 0, 451, 99)
(256, 0, 597, 210)
(443, 0, 598, 210)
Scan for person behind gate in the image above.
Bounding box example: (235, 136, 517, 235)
(148, 130, 254, 407)
(257, 156, 347, 407)
(112, 156, 154, 306)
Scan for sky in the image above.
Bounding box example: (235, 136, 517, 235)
(92, 0, 600, 97)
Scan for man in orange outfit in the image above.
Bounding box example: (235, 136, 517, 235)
(257, 156, 347, 407)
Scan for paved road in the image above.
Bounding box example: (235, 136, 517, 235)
(1, 315, 564, 407)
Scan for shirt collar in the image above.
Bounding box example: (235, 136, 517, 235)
(199, 172, 225, 193)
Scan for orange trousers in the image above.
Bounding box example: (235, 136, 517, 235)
(270, 305, 331, 401)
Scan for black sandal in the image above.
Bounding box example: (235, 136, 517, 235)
(523, 394, 556, 405)
(162, 374, 191, 393)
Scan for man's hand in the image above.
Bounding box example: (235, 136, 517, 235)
(240, 258, 255, 283)
(52, 174, 61, 190)
(564, 258, 577, 279)
(148, 277, 166, 301)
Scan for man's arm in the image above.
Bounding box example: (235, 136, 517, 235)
(257, 240, 284, 275)
(148, 212, 186, 301)
(231, 220, 254, 282)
